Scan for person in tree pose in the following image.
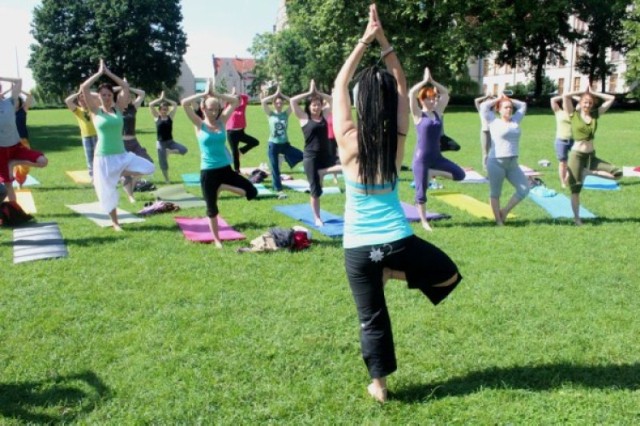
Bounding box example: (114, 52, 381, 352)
(0, 76, 48, 203)
(563, 87, 620, 225)
(480, 94, 529, 225)
(226, 88, 260, 172)
(149, 91, 188, 183)
(66, 90, 99, 179)
(80, 59, 155, 231)
(409, 67, 465, 231)
(332, 4, 462, 404)
(261, 86, 303, 199)
(550, 94, 574, 188)
(181, 79, 257, 248)
(290, 80, 342, 226)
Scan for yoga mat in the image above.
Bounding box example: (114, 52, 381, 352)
(153, 184, 205, 209)
(623, 166, 640, 178)
(323, 173, 343, 181)
(66, 170, 92, 184)
(528, 191, 596, 219)
(461, 169, 489, 184)
(12, 174, 40, 187)
(431, 192, 515, 220)
(16, 189, 36, 214)
(66, 202, 145, 227)
(254, 183, 277, 198)
(583, 175, 620, 191)
(181, 173, 201, 187)
(274, 204, 344, 237)
(282, 179, 341, 194)
(13, 222, 68, 264)
(401, 202, 451, 222)
(175, 216, 245, 242)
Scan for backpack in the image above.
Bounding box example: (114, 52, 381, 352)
(0, 201, 34, 227)
(137, 200, 180, 216)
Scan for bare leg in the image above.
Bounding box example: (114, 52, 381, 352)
(559, 161, 568, 188)
(109, 208, 122, 231)
(4, 182, 17, 202)
(310, 196, 323, 226)
(219, 184, 247, 197)
(499, 194, 523, 224)
(589, 170, 617, 180)
(571, 192, 582, 226)
(383, 268, 407, 286)
(368, 377, 387, 403)
(121, 176, 136, 203)
(490, 197, 503, 225)
(318, 164, 342, 180)
(207, 215, 223, 248)
(416, 202, 433, 232)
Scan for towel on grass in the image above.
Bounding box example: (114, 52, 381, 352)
(15, 190, 37, 214)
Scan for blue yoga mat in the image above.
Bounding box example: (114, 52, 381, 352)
(274, 204, 344, 237)
(583, 175, 620, 191)
(181, 173, 200, 187)
(528, 191, 596, 219)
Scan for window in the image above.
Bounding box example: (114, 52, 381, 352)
(611, 50, 620, 62)
(493, 84, 498, 96)
(557, 78, 565, 95)
(573, 77, 581, 92)
(482, 84, 487, 94)
(483, 59, 489, 77)
(493, 61, 498, 75)
(609, 73, 618, 93)
(505, 63, 512, 74)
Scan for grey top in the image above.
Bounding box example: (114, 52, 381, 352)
(0, 98, 20, 147)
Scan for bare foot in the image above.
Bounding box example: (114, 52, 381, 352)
(113, 223, 123, 232)
(574, 218, 583, 226)
(499, 209, 508, 224)
(421, 219, 433, 232)
(367, 383, 387, 404)
(213, 240, 223, 249)
(314, 217, 324, 227)
(127, 195, 136, 203)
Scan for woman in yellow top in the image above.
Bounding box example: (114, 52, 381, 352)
(563, 87, 621, 225)
(65, 90, 99, 178)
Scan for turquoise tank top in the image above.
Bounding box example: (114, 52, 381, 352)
(343, 177, 413, 248)
(94, 109, 125, 156)
(198, 121, 231, 170)
(268, 111, 289, 144)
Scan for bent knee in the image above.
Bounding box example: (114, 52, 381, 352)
(433, 272, 459, 288)
(36, 156, 48, 167)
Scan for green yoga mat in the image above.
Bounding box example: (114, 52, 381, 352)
(153, 185, 206, 209)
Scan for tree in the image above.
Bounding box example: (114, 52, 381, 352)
(572, 0, 633, 91)
(493, 0, 575, 98)
(29, 0, 187, 98)
(623, 0, 640, 97)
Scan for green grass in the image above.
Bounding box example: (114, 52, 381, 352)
(1, 106, 640, 423)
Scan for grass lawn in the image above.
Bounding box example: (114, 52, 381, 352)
(1, 105, 640, 423)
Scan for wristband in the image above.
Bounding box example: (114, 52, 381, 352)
(381, 46, 395, 59)
(358, 39, 370, 47)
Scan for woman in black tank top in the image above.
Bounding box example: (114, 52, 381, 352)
(290, 80, 342, 226)
(149, 92, 188, 183)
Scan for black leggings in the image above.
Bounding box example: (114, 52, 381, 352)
(227, 129, 259, 171)
(344, 235, 462, 378)
(200, 165, 257, 217)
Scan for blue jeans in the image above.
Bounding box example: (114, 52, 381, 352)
(268, 142, 303, 191)
(82, 136, 98, 176)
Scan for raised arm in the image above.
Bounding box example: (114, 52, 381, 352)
(429, 76, 449, 116)
(261, 90, 278, 115)
(550, 95, 563, 113)
(0, 76, 22, 103)
(562, 90, 581, 115)
(80, 61, 104, 114)
(148, 92, 163, 119)
(128, 86, 146, 109)
(511, 98, 527, 121)
(592, 90, 615, 115)
(181, 91, 207, 127)
(479, 97, 499, 123)
(65, 91, 80, 111)
(21, 91, 34, 111)
(213, 89, 240, 125)
(102, 64, 129, 110)
(475, 94, 491, 111)
(409, 69, 430, 124)
(290, 82, 314, 122)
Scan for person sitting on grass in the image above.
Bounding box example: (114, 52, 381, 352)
(149, 91, 188, 184)
(181, 79, 258, 248)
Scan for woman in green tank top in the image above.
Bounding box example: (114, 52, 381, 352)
(562, 88, 621, 225)
(80, 60, 155, 231)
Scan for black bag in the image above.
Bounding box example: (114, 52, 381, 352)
(440, 134, 461, 152)
(0, 201, 34, 227)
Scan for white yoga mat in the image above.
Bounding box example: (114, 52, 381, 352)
(66, 202, 145, 227)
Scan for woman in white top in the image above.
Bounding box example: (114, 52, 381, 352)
(480, 95, 529, 225)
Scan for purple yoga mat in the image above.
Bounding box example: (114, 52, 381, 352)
(175, 216, 245, 242)
(401, 202, 451, 222)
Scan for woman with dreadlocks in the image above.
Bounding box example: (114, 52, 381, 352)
(332, 3, 462, 404)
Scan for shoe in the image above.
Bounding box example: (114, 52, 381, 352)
(277, 191, 287, 200)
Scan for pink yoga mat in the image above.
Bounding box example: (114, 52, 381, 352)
(175, 216, 245, 242)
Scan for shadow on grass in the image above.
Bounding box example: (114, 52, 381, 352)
(0, 370, 110, 423)
(393, 363, 640, 403)
(30, 124, 80, 153)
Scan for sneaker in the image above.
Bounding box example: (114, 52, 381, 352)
(277, 191, 288, 200)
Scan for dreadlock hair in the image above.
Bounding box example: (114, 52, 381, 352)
(355, 66, 398, 193)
